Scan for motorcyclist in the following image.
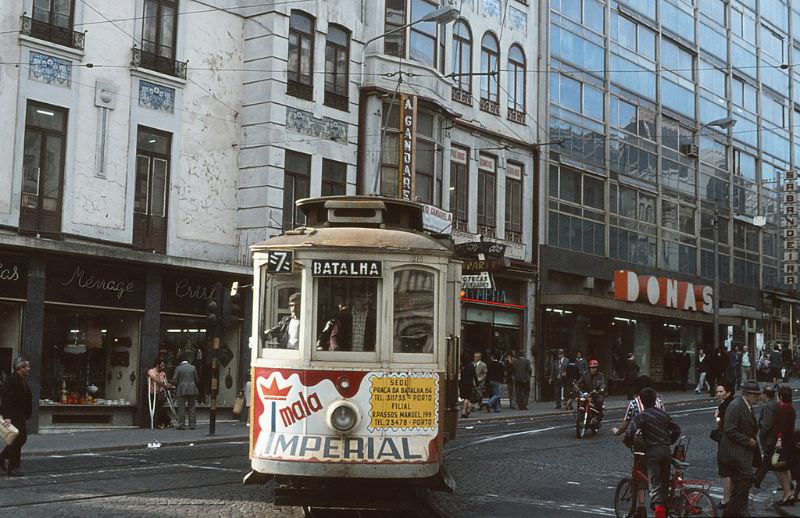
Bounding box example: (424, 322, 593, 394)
(577, 359, 606, 420)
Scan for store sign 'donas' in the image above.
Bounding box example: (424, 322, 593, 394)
(614, 270, 713, 314)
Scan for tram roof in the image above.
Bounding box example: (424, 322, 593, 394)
(250, 196, 452, 254)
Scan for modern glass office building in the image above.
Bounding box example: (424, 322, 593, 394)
(537, 0, 796, 393)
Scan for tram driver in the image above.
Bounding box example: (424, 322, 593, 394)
(264, 292, 301, 349)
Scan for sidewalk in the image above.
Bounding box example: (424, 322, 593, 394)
(21, 379, 800, 457)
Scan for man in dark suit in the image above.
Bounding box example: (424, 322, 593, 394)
(511, 351, 532, 410)
(753, 385, 779, 490)
(172, 358, 199, 430)
(550, 349, 569, 409)
(719, 379, 762, 516)
(0, 357, 32, 476)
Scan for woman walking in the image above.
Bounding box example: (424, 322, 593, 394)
(713, 380, 735, 511)
(774, 385, 796, 507)
(695, 349, 709, 394)
(460, 353, 477, 418)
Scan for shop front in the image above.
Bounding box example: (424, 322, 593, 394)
(461, 276, 528, 359)
(0, 253, 27, 383)
(40, 259, 146, 426)
(160, 273, 245, 409)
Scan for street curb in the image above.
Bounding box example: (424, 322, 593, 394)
(26, 433, 250, 457)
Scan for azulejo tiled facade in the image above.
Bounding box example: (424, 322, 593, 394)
(285, 107, 347, 144)
(138, 80, 175, 113)
(29, 51, 71, 88)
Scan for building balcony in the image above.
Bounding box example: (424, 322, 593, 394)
(21, 15, 85, 51)
(507, 108, 526, 125)
(131, 47, 187, 80)
(505, 229, 523, 243)
(479, 98, 500, 116)
(451, 87, 472, 106)
(477, 224, 495, 238)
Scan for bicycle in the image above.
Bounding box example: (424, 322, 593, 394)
(614, 438, 717, 518)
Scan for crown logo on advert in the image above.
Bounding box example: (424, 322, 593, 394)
(257, 377, 292, 401)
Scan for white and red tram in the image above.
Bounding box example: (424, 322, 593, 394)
(245, 196, 461, 508)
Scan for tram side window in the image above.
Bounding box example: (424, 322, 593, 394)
(315, 278, 377, 352)
(393, 270, 435, 354)
(261, 275, 302, 349)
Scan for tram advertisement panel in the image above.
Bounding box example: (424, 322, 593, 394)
(252, 367, 440, 463)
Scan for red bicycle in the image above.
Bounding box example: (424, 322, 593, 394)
(614, 438, 717, 517)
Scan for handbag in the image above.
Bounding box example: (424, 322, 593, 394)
(0, 415, 19, 447)
(232, 393, 245, 417)
(772, 447, 788, 470)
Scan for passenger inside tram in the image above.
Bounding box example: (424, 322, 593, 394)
(264, 292, 301, 349)
(316, 279, 377, 352)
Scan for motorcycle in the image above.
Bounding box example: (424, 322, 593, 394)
(575, 390, 602, 439)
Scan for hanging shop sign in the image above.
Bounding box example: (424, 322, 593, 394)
(0, 253, 27, 300)
(461, 258, 508, 274)
(462, 272, 493, 290)
(399, 95, 416, 201)
(421, 203, 453, 234)
(614, 270, 713, 314)
(46, 260, 145, 309)
(454, 241, 507, 258)
(312, 260, 382, 278)
(784, 170, 798, 285)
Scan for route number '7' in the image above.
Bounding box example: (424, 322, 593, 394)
(266, 251, 293, 273)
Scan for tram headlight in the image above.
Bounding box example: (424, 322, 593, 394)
(327, 402, 359, 433)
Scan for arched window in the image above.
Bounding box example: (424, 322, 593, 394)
(480, 32, 499, 113)
(451, 20, 472, 101)
(287, 10, 314, 100)
(325, 25, 349, 110)
(508, 44, 526, 121)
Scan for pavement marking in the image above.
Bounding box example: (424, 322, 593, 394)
(566, 481, 580, 485)
(446, 424, 569, 454)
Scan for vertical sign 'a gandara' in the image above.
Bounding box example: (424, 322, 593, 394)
(785, 170, 799, 285)
(399, 95, 416, 200)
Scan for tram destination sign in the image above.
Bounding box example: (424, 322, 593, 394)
(312, 260, 382, 278)
(266, 251, 293, 273)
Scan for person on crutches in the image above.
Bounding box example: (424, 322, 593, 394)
(147, 359, 173, 429)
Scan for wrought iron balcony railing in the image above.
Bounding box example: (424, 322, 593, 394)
(21, 15, 85, 51)
(131, 47, 187, 80)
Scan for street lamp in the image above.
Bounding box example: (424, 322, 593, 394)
(701, 117, 737, 357)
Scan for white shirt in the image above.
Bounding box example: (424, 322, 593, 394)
(741, 352, 751, 368)
(287, 318, 300, 349)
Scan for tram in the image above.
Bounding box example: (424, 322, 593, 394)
(244, 196, 462, 510)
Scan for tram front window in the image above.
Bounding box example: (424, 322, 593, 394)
(393, 270, 435, 354)
(315, 278, 377, 352)
(260, 270, 302, 349)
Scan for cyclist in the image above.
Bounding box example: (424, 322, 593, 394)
(577, 359, 606, 419)
(624, 387, 682, 518)
(612, 376, 665, 518)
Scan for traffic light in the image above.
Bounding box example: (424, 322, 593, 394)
(207, 282, 223, 325)
(222, 281, 243, 329)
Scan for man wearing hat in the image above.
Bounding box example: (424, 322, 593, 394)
(0, 357, 32, 476)
(719, 379, 762, 516)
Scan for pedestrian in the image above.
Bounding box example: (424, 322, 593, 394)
(782, 346, 792, 381)
(719, 379, 762, 517)
(677, 348, 690, 391)
(695, 349, 709, 394)
(511, 351, 532, 410)
(708, 349, 723, 397)
(623, 353, 640, 400)
(0, 357, 32, 476)
(575, 351, 587, 376)
(459, 353, 477, 418)
(753, 385, 779, 492)
(624, 387, 681, 518)
(769, 347, 783, 386)
(504, 351, 515, 409)
(147, 359, 173, 429)
(612, 376, 665, 518)
(711, 380, 735, 510)
(550, 349, 568, 409)
(772, 385, 796, 507)
(564, 354, 580, 411)
(483, 353, 504, 413)
(172, 355, 199, 430)
(731, 346, 743, 390)
(473, 351, 487, 399)
(741, 345, 752, 384)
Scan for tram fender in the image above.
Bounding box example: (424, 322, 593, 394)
(243, 470, 274, 485)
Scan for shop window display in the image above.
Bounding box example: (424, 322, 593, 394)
(160, 316, 240, 407)
(0, 302, 22, 387)
(41, 308, 141, 406)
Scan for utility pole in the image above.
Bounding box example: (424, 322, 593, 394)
(713, 207, 721, 356)
(208, 282, 223, 436)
